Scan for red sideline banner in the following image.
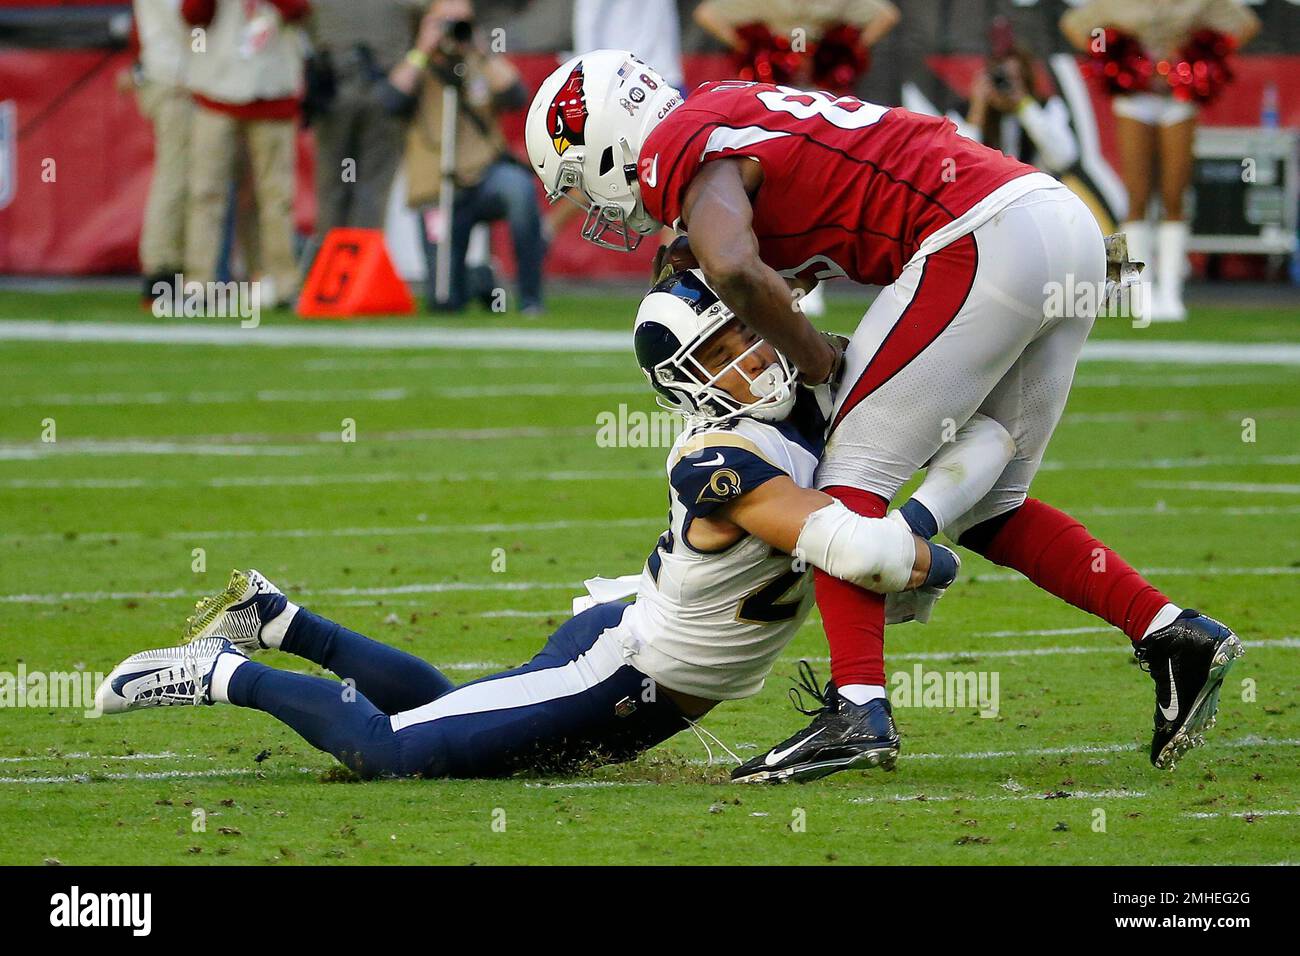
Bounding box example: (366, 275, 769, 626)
(1, 50, 1298, 278)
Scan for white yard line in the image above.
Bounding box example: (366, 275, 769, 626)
(786, 637, 1297, 666)
(1071, 504, 1300, 518)
(848, 788, 1149, 804)
(0, 581, 583, 605)
(6, 569, 1300, 607)
(0, 442, 324, 461)
(1062, 407, 1295, 424)
(5, 321, 1300, 365)
(0, 768, 260, 785)
(1060, 405, 1294, 424)
(522, 780, 652, 789)
(4, 382, 644, 408)
(300, 355, 623, 372)
(3, 738, 1295, 785)
(1, 468, 656, 490)
(1038, 454, 1300, 472)
(972, 625, 1114, 638)
(5, 444, 1293, 474)
(0, 320, 630, 352)
(1183, 809, 1300, 819)
(0, 516, 660, 546)
(1073, 371, 1298, 388)
(0, 751, 178, 764)
(1080, 341, 1300, 366)
(904, 736, 1300, 762)
(4, 455, 1294, 488)
(1139, 480, 1300, 495)
(0, 425, 592, 463)
(475, 608, 571, 619)
(20, 378, 1290, 410)
(56, 354, 624, 375)
(969, 566, 1300, 582)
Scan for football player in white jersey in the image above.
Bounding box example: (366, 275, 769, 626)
(92, 271, 1009, 782)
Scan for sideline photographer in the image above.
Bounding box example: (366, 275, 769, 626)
(303, 0, 423, 271)
(381, 0, 543, 314)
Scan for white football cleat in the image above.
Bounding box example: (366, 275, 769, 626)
(183, 568, 287, 653)
(95, 637, 243, 715)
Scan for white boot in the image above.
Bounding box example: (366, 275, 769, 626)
(1119, 220, 1152, 323)
(1151, 220, 1188, 322)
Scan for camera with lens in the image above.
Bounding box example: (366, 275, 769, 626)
(445, 18, 474, 45)
(989, 63, 1014, 96)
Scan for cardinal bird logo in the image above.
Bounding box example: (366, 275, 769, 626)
(546, 63, 588, 155)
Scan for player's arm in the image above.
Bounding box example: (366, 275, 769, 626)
(681, 159, 840, 384)
(720, 478, 936, 593)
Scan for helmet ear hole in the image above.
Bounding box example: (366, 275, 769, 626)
(598, 146, 615, 176)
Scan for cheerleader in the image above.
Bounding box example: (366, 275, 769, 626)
(1062, 0, 1258, 321)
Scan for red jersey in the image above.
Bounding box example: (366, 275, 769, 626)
(638, 81, 1036, 286)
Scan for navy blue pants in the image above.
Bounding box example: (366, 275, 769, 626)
(227, 603, 687, 779)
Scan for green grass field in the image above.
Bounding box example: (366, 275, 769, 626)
(0, 289, 1297, 865)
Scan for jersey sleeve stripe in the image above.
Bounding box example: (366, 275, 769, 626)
(671, 432, 780, 470)
(702, 125, 790, 156)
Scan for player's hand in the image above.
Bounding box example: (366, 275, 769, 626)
(801, 332, 850, 418)
(806, 331, 849, 390)
(650, 235, 698, 286)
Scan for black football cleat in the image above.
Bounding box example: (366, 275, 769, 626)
(732, 661, 900, 783)
(1134, 610, 1244, 771)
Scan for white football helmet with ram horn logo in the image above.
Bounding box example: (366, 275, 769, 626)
(634, 270, 797, 422)
(525, 49, 682, 251)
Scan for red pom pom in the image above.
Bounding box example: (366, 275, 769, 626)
(732, 22, 800, 86)
(1087, 28, 1153, 98)
(1164, 29, 1235, 105)
(812, 23, 869, 93)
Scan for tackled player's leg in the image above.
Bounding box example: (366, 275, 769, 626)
(97, 574, 691, 779)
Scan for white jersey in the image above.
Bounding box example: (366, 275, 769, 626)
(620, 395, 825, 700)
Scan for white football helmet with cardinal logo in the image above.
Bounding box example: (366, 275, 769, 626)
(525, 49, 682, 251)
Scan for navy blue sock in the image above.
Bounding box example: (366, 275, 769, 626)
(227, 661, 413, 779)
(899, 499, 939, 540)
(281, 608, 455, 713)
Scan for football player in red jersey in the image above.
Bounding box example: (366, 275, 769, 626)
(525, 50, 1244, 777)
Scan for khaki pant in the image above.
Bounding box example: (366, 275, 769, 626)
(135, 80, 192, 275)
(185, 105, 299, 301)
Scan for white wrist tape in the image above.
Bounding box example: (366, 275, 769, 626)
(796, 500, 916, 593)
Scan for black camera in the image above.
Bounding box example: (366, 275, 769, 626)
(989, 64, 1014, 96)
(446, 18, 474, 44)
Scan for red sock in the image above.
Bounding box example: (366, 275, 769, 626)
(969, 499, 1170, 642)
(814, 486, 889, 686)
